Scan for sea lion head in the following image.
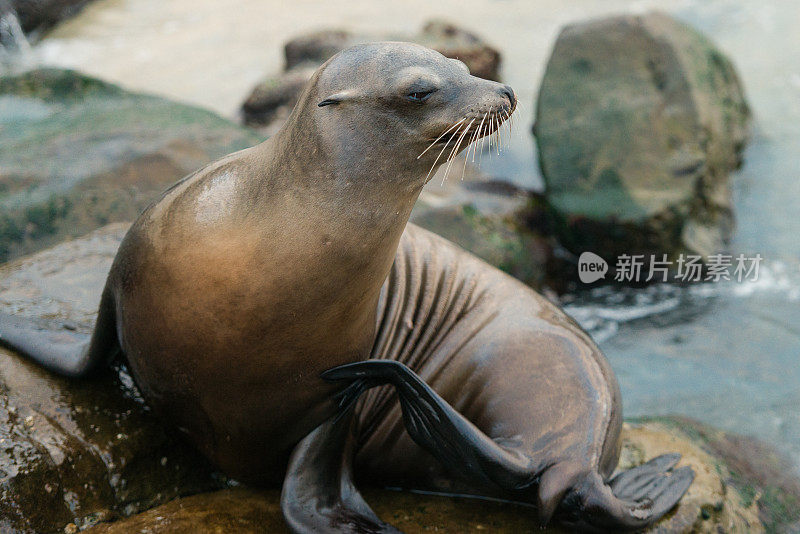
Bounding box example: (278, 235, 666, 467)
(295, 41, 516, 182)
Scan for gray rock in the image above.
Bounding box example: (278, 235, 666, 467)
(534, 11, 749, 264)
(0, 68, 264, 263)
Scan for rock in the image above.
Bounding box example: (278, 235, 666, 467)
(283, 29, 351, 71)
(4, 0, 92, 36)
(83, 488, 287, 534)
(534, 12, 749, 265)
(0, 224, 222, 534)
(83, 416, 799, 533)
(0, 68, 264, 263)
(642, 416, 800, 532)
(416, 20, 501, 81)
(240, 64, 317, 135)
(281, 20, 501, 80)
(618, 418, 760, 533)
(242, 20, 501, 129)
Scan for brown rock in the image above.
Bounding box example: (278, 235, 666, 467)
(83, 417, 796, 533)
(242, 20, 502, 129)
(7, 0, 91, 36)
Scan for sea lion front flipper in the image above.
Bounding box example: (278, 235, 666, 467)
(281, 404, 402, 534)
(0, 286, 119, 377)
(322, 359, 536, 490)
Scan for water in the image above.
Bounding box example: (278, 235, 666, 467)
(11, 0, 800, 468)
(0, 7, 31, 65)
(563, 0, 800, 470)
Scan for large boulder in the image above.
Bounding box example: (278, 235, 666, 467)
(0, 68, 264, 262)
(242, 20, 502, 130)
(0, 224, 222, 534)
(84, 417, 799, 533)
(534, 12, 749, 265)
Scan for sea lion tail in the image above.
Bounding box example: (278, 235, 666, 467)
(0, 287, 118, 377)
(556, 453, 694, 531)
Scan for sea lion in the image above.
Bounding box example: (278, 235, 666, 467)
(0, 42, 693, 532)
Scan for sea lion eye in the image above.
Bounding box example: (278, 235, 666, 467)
(406, 89, 436, 103)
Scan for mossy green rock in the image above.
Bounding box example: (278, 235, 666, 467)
(534, 11, 749, 261)
(0, 68, 263, 262)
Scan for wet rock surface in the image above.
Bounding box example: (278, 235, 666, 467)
(241, 20, 501, 131)
(534, 11, 749, 264)
(0, 224, 221, 534)
(83, 417, 797, 533)
(0, 68, 263, 263)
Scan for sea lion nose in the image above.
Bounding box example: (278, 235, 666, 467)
(499, 85, 516, 110)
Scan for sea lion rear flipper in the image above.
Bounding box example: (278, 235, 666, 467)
(557, 458, 695, 531)
(322, 359, 536, 490)
(323, 361, 694, 531)
(281, 404, 402, 534)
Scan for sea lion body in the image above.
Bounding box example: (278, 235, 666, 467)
(358, 224, 622, 491)
(110, 144, 387, 480)
(114, 184, 621, 487)
(0, 42, 691, 532)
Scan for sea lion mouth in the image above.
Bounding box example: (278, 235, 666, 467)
(418, 106, 516, 183)
(430, 109, 513, 147)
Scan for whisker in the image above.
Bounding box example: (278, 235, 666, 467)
(461, 123, 481, 180)
(502, 110, 512, 148)
(473, 113, 487, 163)
(441, 118, 474, 185)
(494, 115, 501, 154)
(479, 117, 487, 167)
(424, 122, 465, 182)
(498, 115, 504, 153)
(417, 117, 467, 159)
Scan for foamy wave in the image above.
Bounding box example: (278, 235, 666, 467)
(564, 259, 800, 342)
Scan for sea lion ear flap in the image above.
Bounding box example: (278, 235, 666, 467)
(317, 91, 355, 107)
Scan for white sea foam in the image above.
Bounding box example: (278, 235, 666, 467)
(564, 259, 800, 342)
